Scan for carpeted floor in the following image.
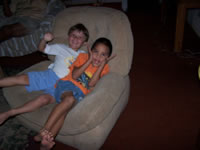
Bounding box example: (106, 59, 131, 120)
(0, 67, 37, 150)
(0, 109, 36, 150)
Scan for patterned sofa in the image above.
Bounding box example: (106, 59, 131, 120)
(0, 0, 65, 57)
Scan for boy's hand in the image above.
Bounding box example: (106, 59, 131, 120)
(43, 32, 54, 42)
(102, 54, 117, 66)
(87, 44, 93, 63)
(107, 54, 117, 62)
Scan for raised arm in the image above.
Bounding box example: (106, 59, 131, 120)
(72, 57, 92, 80)
(38, 32, 54, 52)
(72, 44, 92, 79)
(88, 61, 106, 87)
(89, 54, 116, 87)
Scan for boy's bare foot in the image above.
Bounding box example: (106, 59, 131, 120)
(0, 112, 10, 125)
(34, 129, 48, 142)
(40, 132, 55, 150)
(34, 134, 42, 142)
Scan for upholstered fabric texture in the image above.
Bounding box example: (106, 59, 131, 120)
(3, 6, 133, 150)
(4, 61, 127, 135)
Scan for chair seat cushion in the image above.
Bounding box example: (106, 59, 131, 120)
(3, 61, 128, 135)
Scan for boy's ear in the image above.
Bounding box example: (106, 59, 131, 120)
(82, 42, 89, 52)
(83, 41, 88, 46)
(83, 42, 89, 49)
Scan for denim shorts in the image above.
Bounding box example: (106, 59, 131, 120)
(54, 80, 85, 103)
(25, 69, 59, 95)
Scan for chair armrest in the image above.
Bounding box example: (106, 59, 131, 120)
(60, 72, 127, 135)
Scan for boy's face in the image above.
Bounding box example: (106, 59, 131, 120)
(68, 30, 86, 51)
(91, 43, 109, 67)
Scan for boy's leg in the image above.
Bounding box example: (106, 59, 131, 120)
(37, 116, 65, 149)
(39, 92, 76, 149)
(0, 74, 29, 87)
(0, 94, 55, 125)
(34, 112, 67, 142)
(36, 92, 75, 139)
(44, 92, 75, 134)
(47, 111, 67, 137)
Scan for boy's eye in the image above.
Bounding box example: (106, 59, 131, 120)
(92, 49, 98, 53)
(70, 34, 84, 40)
(103, 53, 107, 56)
(102, 53, 108, 57)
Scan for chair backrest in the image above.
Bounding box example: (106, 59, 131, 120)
(51, 6, 134, 76)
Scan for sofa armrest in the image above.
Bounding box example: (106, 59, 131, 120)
(60, 72, 128, 135)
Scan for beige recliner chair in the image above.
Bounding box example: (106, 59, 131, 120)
(3, 6, 133, 150)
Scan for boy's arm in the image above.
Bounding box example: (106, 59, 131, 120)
(38, 39, 47, 52)
(38, 32, 54, 52)
(89, 54, 117, 87)
(88, 62, 106, 87)
(72, 48, 93, 80)
(72, 58, 92, 80)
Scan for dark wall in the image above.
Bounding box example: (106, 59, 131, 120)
(128, 0, 161, 11)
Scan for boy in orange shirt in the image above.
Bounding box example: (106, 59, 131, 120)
(37, 37, 116, 150)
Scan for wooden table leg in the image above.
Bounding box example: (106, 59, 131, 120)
(174, 3, 186, 52)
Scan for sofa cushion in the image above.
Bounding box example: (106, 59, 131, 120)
(3, 61, 128, 135)
(60, 72, 127, 135)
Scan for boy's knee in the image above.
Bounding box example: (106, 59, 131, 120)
(39, 94, 54, 105)
(17, 74, 29, 84)
(60, 92, 73, 101)
(61, 93, 75, 106)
